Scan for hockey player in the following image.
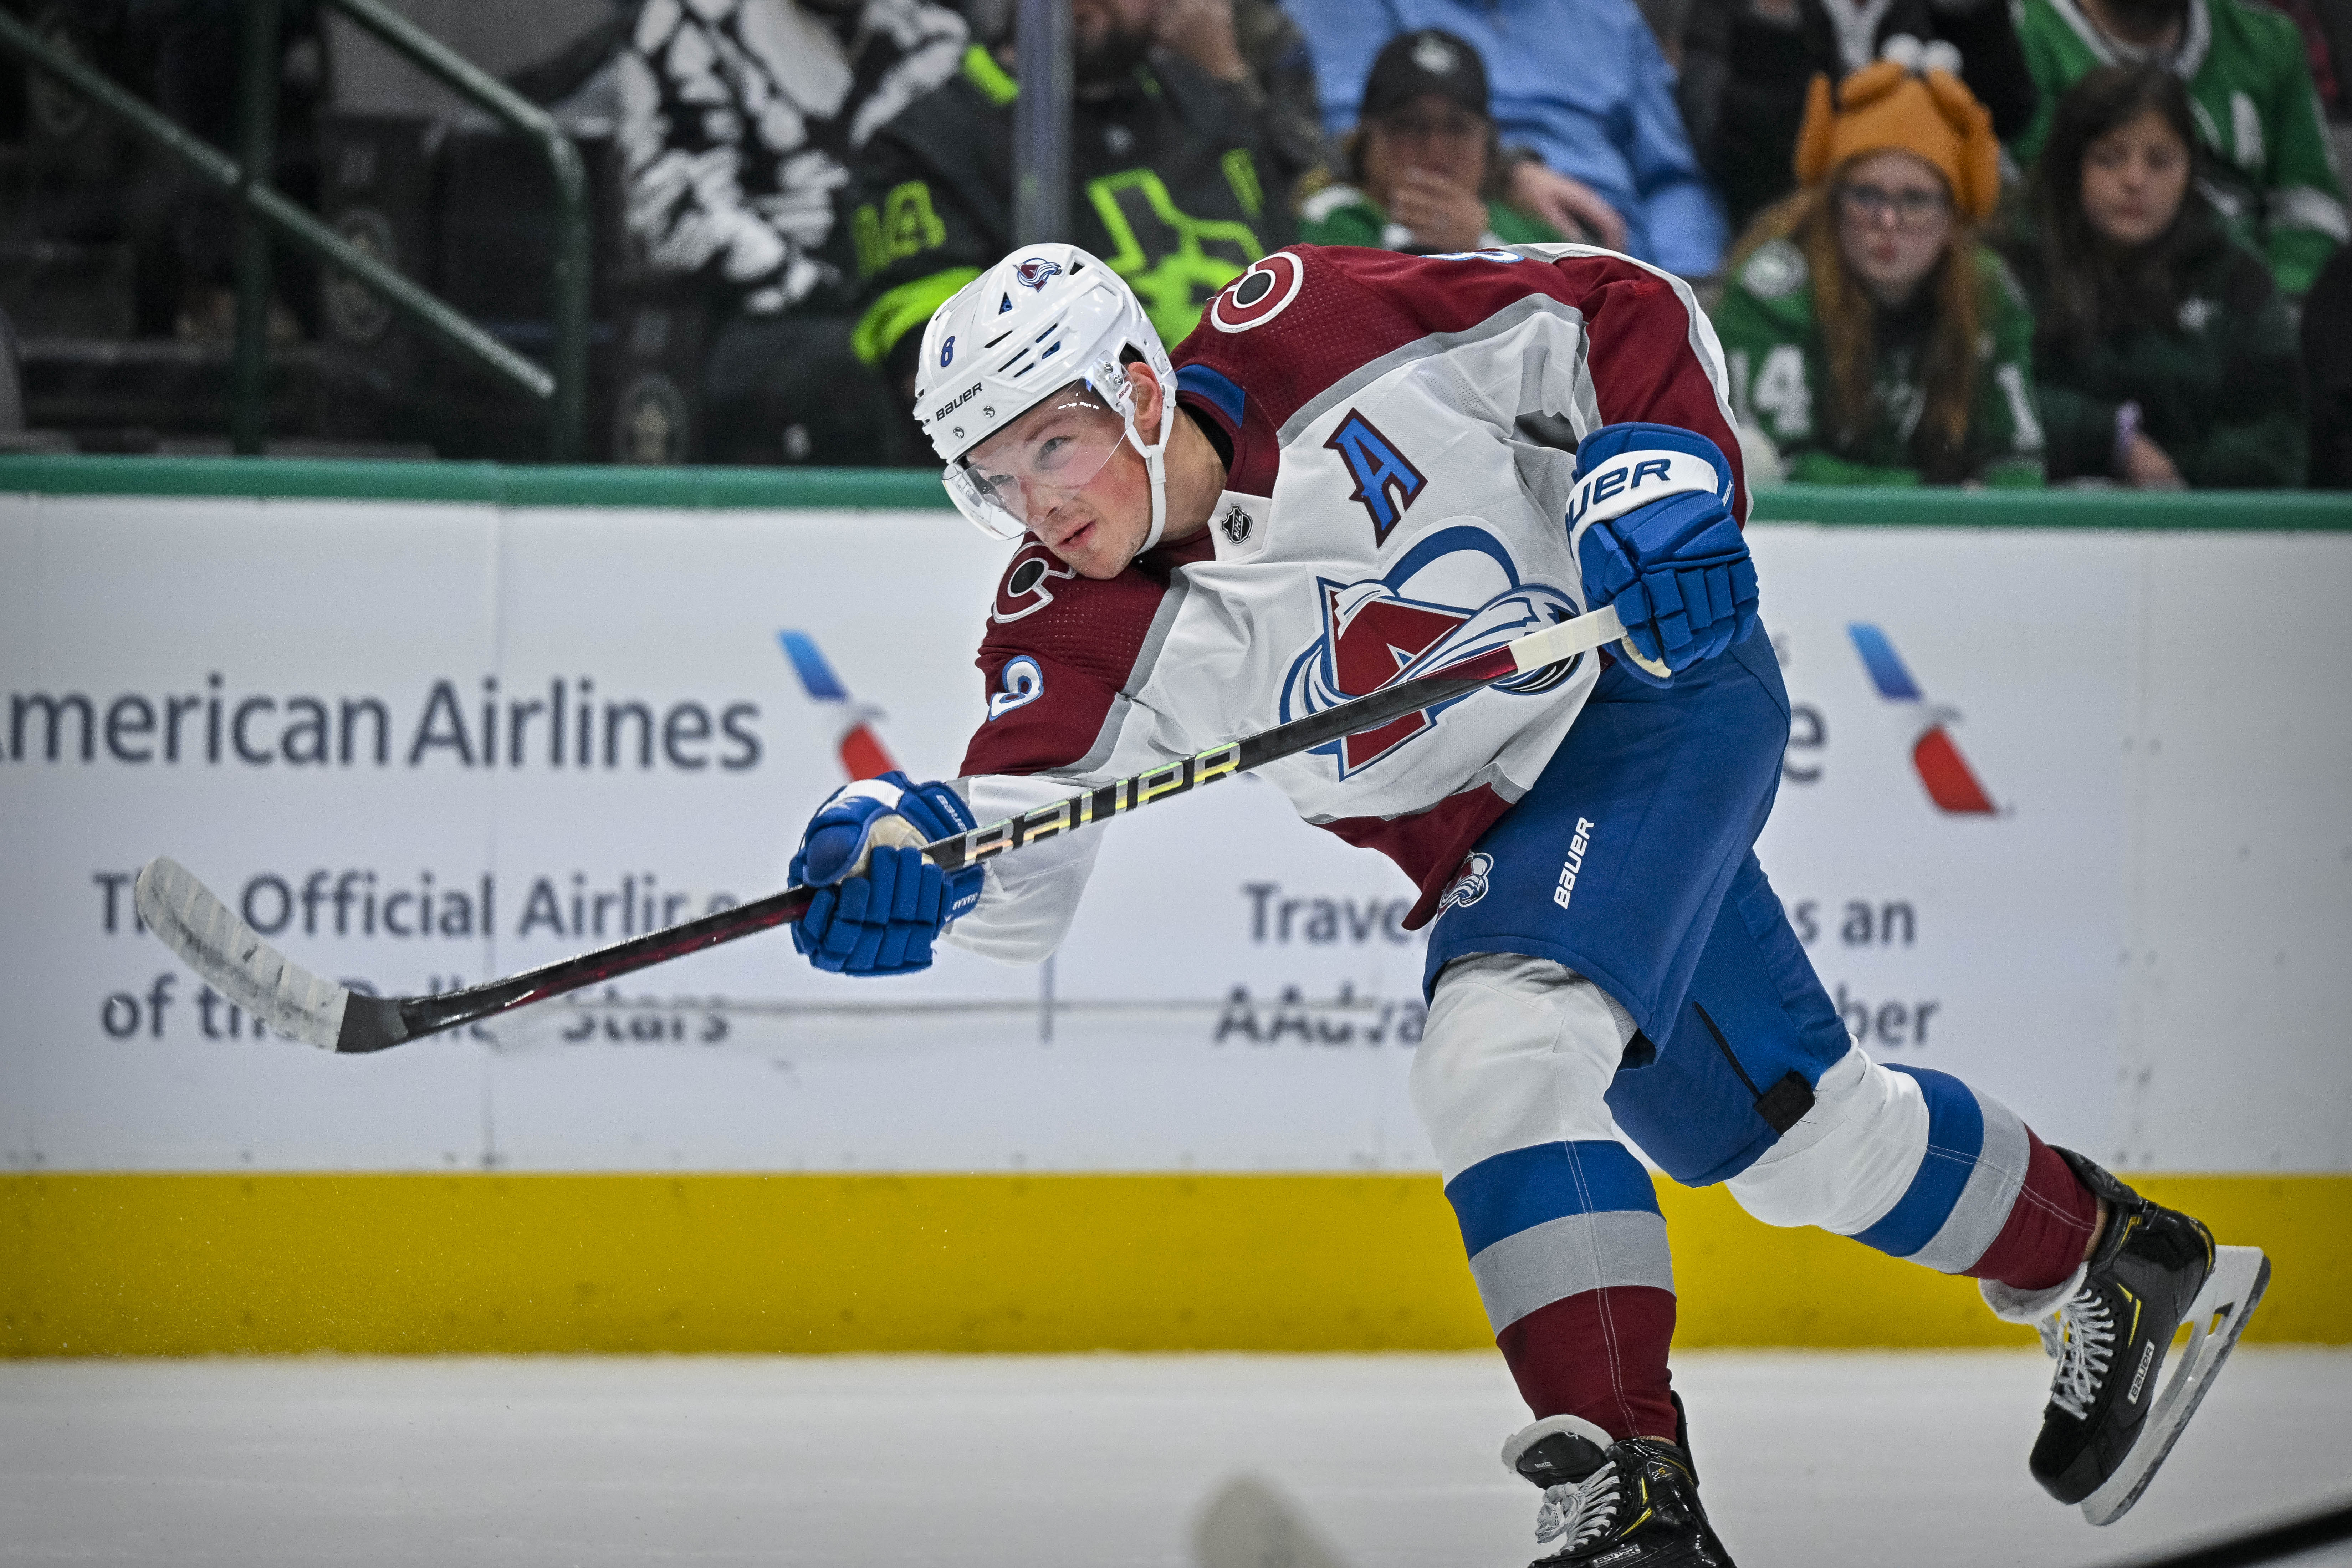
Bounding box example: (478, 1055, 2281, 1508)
(784, 240, 2268, 1563)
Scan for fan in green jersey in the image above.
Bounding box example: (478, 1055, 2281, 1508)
(1295, 29, 1567, 254)
(2003, 63, 2306, 486)
(2013, 0, 2347, 295)
(1711, 60, 2047, 486)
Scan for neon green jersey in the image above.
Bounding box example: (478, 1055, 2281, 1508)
(842, 46, 1284, 380)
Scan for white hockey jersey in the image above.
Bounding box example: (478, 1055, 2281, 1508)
(946, 244, 1748, 965)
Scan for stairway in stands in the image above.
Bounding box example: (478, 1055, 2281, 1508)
(0, 0, 707, 464)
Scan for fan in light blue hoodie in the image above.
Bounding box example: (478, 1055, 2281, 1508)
(1285, 0, 1729, 276)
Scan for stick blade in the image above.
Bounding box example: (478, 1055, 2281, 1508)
(134, 857, 349, 1050)
(1193, 1475, 1352, 1568)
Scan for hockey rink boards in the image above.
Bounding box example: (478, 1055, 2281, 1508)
(5, 496, 2345, 1185)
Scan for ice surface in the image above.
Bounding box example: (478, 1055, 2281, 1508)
(1, 1350, 2345, 1567)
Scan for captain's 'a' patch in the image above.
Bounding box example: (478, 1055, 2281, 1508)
(1325, 408, 1426, 546)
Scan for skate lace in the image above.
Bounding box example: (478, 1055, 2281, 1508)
(1534, 1461, 1622, 1554)
(2048, 1286, 2117, 1420)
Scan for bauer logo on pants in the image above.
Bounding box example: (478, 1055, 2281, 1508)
(1553, 818, 1595, 909)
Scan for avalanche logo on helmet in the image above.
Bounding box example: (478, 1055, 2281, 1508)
(1280, 526, 1580, 778)
(1014, 257, 1063, 290)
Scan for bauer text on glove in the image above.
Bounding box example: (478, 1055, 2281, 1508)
(1568, 422, 1759, 684)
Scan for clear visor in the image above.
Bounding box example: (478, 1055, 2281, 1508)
(944, 382, 1131, 541)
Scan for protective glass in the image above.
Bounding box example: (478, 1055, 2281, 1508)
(944, 381, 1130, 541)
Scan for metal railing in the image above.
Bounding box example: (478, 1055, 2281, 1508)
(0, 0, 587, 459)
(1011, 0, 1071, 246)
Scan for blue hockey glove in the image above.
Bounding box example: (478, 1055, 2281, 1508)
(1568, 422, 1759, 686)
(789, 771, 984, 976)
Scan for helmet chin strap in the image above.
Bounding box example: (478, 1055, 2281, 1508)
(1139, 444, 1170, 552)
(1122, 362, 1179, 557)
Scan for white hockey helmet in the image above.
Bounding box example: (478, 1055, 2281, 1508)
(914, 243, 1180, 550)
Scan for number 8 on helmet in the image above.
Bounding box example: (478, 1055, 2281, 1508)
(914, 244, 1181, 553)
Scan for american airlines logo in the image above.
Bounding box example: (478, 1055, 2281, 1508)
(1846, 623, 1998, 814)
(778, 630, 898, 781)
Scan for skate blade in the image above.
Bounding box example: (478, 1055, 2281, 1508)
(1194, 1474, 1354, 1568)
(2080, 1245, 2271, 1526)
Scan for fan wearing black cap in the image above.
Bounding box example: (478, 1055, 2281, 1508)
(1298, 29, 1570, 254)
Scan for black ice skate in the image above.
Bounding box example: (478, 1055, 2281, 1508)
(1502, 1404, 1733, 1567)
(1994, 1148, 2270, 1526)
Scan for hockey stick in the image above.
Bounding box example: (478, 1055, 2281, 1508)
(134, 605, 1630, 1055)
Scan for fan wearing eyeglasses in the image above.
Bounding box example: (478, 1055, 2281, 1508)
(1709, 57, 2048, 485)
(1297, 30, 1570, 255)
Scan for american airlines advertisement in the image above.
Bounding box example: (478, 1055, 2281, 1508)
(2, 495, 2341, 1175)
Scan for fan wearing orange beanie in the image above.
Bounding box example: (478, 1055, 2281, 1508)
(1709, 54, 2048, 486)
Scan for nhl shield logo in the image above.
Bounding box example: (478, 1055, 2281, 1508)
(1014, 257, 1063, 291)
(1220, 503, 1252, 544)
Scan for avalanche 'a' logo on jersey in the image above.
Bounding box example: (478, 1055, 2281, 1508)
(1280, 526, 1583, 778)
(1325, 408, 1425, 546)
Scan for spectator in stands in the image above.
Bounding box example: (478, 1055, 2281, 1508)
(1284, 0, 1723, 275)
(2004, 64, 2304, 486)
(1161, 0, 1331, 185)
(2263, 0, 2350, 121)
(1711, 61, 2046, 484)
(2012, 0, 2347, 295)
(840, 0, 1293, 412)
(1679, 0, 2036, 233)
(1632, 0, 1696, 62)
(106, 0, 327, 341)
(2302, 234, 2352, 485)
(617, 0, 968, 464)
(1297, 29, 1564, 251)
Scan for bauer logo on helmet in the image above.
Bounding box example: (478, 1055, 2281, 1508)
(917, 244, 1177, 546)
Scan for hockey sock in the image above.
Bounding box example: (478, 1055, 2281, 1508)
(1497, 1285, 1681, 1444)
(1442, 1138, 1682, 1445)
(1960, 1125, 2100, 1291)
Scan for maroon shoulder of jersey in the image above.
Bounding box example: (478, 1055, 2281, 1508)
(1174, 245, 1747, 521)
(957, 533, 1213, 779)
